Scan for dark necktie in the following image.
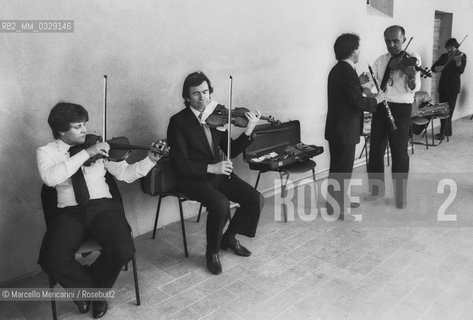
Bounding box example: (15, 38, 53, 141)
(69, 146, 90, 205)
(199, 112, 214, 155)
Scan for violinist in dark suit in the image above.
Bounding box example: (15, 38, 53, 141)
(167, 71, 264, 275)
(325, 33, 385, 220)
(431, 38, 467, 140)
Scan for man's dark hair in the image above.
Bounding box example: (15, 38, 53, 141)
(48, 102, 88, 139)
(182, 71, 214, 107)
(384, 25, 406, 37)
(334, 33, 360, 61)
(445, 38, 460, 49)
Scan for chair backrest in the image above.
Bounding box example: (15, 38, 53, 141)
(140, 157, 177, 196)
(41, 172, 124, 227)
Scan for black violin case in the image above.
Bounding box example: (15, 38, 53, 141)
(243, 120, 324, 171)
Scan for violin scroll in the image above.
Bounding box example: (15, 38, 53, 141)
(151, 139, 170, 157)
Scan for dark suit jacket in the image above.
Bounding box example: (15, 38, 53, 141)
(325, 60, 377, 145)
(167, 106, 252, 183)
(432, 53, 467, 95)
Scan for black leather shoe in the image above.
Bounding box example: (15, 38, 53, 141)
(435, 133, 444, 140)
(221, 238, 252, 257)
(350, 202, 360, 208)
(206, 252, 222, 275)
(338, 213, 355, 221)
(74, 300, 91, 314)
(92, 300, 108, 319)
(396, 200, 407, 209)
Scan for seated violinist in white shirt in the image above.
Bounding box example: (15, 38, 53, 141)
(37, 102, 160, 319)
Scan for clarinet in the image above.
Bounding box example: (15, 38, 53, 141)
(368, 65, 397, 131)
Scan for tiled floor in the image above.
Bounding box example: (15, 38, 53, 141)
(2, 117, 473, 320)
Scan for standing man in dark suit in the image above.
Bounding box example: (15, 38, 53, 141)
(431, 38, 467, 140)
(167, 71, 264, 275)
(325, 33, 385, 220)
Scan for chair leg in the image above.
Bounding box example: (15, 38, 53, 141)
(431, 118, 435, 146)
(178, 199, 189, 257)
(410, 123, 414, 155)
(131, 254, 141, 306)
(48, 276, 58, 320)
(254, 171, 262, 189)
(152, 195, 163, 239)
(311, 168, 317, 196)
(279, 171, 290, 223)
(196, 203, 203, 223)
(359, 142, 366, 159)
(386, 141, 390, 166)
(425, 121, 429, 149)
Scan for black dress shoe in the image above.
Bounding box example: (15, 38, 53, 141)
(74, 300, 91, 314)
(396, 199, 407, 209)
(205, 252, 222, 275)
(92, 300, 108, 319)
(350, 202, 360, 208)
(435, 133, 444, 140)
(221, 238, 251, 257)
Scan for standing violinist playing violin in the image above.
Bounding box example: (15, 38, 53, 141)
(366, 25, 421, 209)
(37, 102, 161, 318)
(431, 38, 467, 140)
(167, 71, 264, 275)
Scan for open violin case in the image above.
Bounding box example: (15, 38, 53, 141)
(243, 120, 324, 171)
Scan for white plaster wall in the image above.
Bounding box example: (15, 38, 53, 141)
(0, 0, 471, 283)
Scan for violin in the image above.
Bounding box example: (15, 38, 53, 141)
(446, 50, 465, 63)
(389, 51, 432, 78)
(446, 35, 468, 64)
(70, 134, 169, 166)
(205, 104, 280, 128)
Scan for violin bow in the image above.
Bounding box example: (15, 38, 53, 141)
(103, 75, 108, 141)
(227, 75, 233, 164)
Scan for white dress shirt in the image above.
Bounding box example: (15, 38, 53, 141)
(37, 139, 155, 208)
(372, 52, 421, 104)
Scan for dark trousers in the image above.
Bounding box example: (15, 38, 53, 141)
(367, 102, 411, 205)
(39, 198, 135, 289)
(177, 173, 263, 253)
(327, 143, 356, 214)
(439, 91, 458, 136)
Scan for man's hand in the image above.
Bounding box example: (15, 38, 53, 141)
(401, 65, 417, 79)
(359, 72, 370, 85)
(85, 142, 110, 158)
(147, 147, 162, 163)
(362, 87, 374, 97)
(244, 110, 261, 136)
(208, 160, 233, 175)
